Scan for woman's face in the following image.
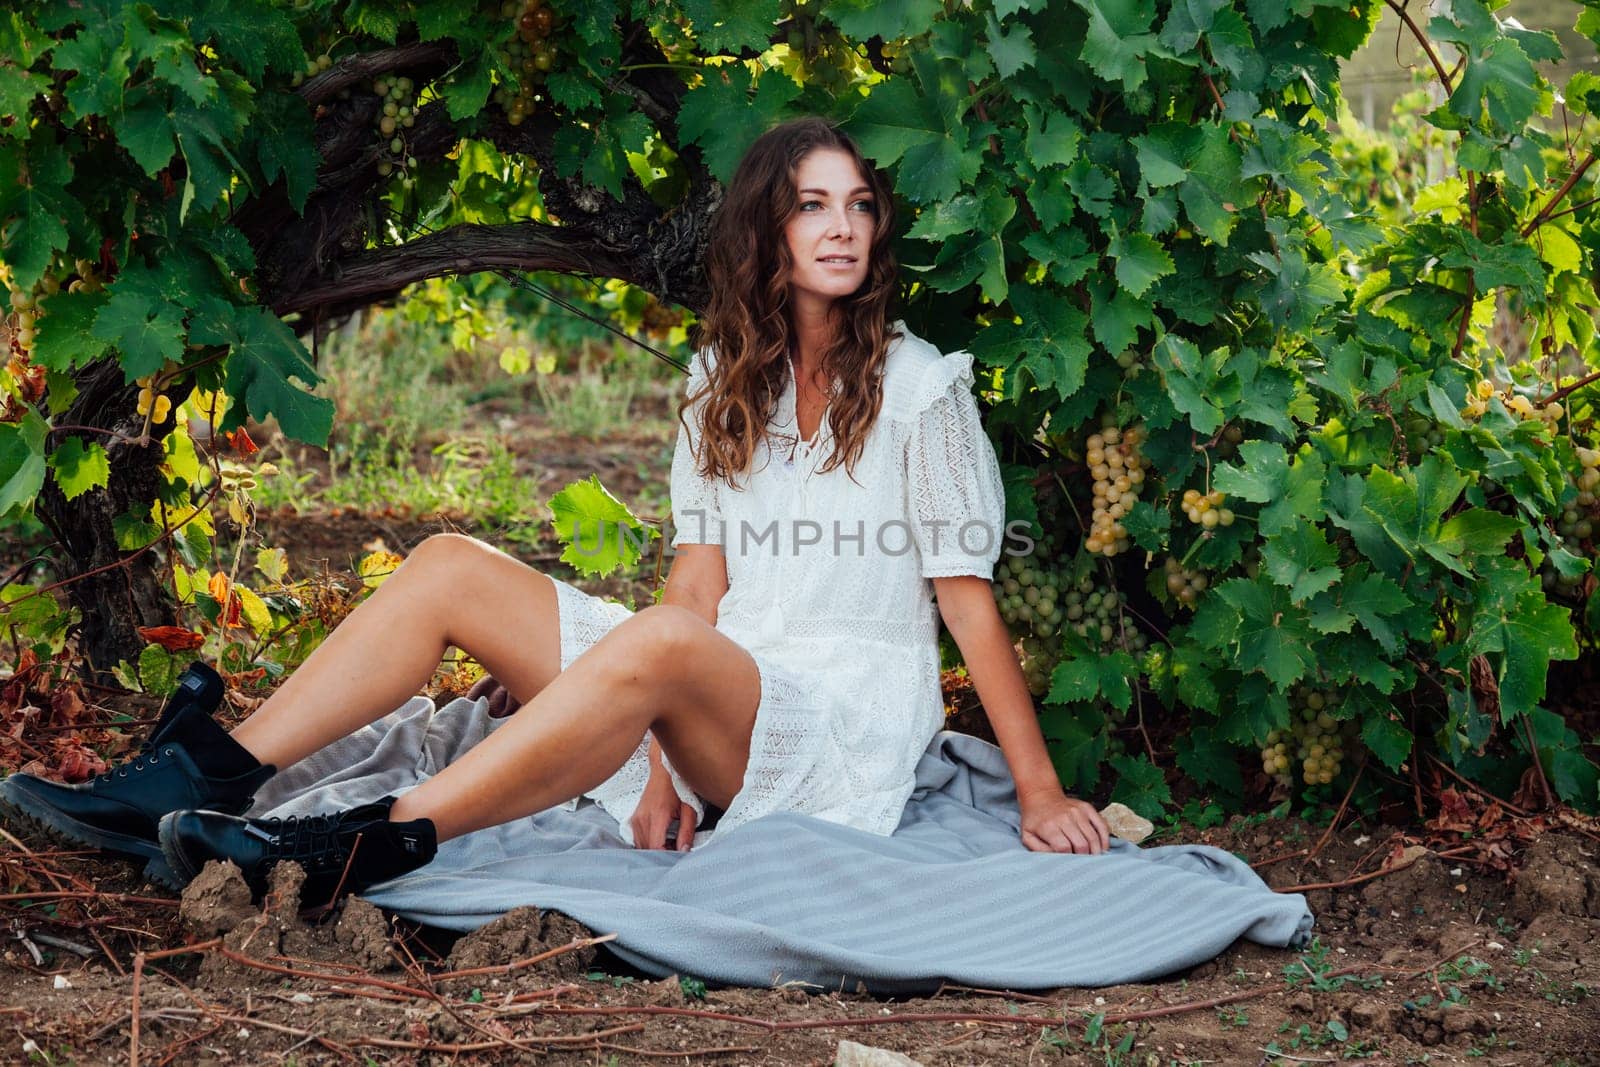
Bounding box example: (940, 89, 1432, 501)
(782, 147, 875, 320)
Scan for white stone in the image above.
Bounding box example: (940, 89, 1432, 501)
(51, 975, 70, 990)
(835, 1040, 925, 1067)
(1099, 802, 1154, 844)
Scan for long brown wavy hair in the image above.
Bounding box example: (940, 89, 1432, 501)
(682, 116, 902, 487)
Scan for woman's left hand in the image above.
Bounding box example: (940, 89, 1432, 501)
(1018, 789, 1111, 854)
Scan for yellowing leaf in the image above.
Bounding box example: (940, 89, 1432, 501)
(1532, 224, 1582, 278)
(207, 570, 231, 603)
(227, 496, 249, 527)
(1412, 178, 1467, 222)
(235, 584, 272, 636)
(358, 549, 404, 589)
(172, 563, 194, 602)
(161, 425, 201, 486)
(499, 344, 531, 375)
(255, 546, 289, 584)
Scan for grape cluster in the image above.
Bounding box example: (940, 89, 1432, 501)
(1402, 413, 1445, 455)
(289, 50, 333, 88)
(1181, 487, 1234, 530)
(1260, 686, 1353, 787)
(1161, 556, 1209, 608)
(1215, 422, 1244, 459)
(7, 286, 38, 358)
(372, 76, 419, 184)
(1113, 348, 1147, 379)
(135, 374, 171, 425)
(994, 536, 1066, 642)
(1573, 445, 1600, 506)
(492, 0, 558, 125)
(1462, 379, 1562, 428)
(1085, 423, 1146, 557)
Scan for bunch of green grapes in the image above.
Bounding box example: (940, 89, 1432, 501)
(372, 75, 419, 183)
(492, 0, 558, 125)
(135, 374, 172, 425)
(1113, 348, 1147, 379)
(1402, 412, 1446, 455)
(994, 536, 1066, 641)
(1573, 445, 1600, 507)
(1160, 556, 1209, 608)
(1260, 686, 1354, 787)
(1086, 423, 1146, 557)
(289, 49, 333, 88)
(1181, 487, 1235, 529)
(1541, 532, 1589, 599)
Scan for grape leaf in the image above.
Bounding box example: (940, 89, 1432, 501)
(680, 64, 801, 183)
(549, 474, 656, 577)
(49, 437, 110, 501)
(823, 0, 941, 40)
(1107, 228, 1174, 297)
(986, 11, 1036, 78)
(91, 286, 186, 380)
(190, 301, 334, 445)
(32, 291, 110, 372)
(1071, 0, 1159, 92)
(1261, 524, 1341, 603)
(1110, 753, 1172, 819)
(681, 0, 781, 53)
(0, 136, 74, 291)
(0, 411, 48, 518)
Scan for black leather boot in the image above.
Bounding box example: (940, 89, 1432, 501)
(0, 662, 274, 888)
(158, 796, 437, 910)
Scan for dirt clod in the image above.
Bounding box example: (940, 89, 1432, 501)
(335, 896, 395, 971)
(177, 860, 254, 937)
(443, 905, 597, 985)
(1511, 836, 1600, 921)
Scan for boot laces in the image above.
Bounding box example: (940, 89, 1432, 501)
(93, 741, 174, 784)
(260, 813, 353, 871)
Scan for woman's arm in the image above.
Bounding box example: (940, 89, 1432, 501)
(933, 574, 1110, 854)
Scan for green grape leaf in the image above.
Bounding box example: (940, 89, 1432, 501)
(1071, 0, 1159, 92)
(1023, 104, 1081, 168)
(251, 91, 318, 213)
(32, 291, 110, 372)
(1175, 725, 1243, 796)
(1152, 334, 1228, 435)
(549, 474, 656, 577)
(681, 64, 801, 183)
(0, 411, 48, 518)
(443, 48, 495, 121)
(1361, 709, 1413, 771)
(1466, 555, 1578, 720)
(0, 136, 74, 291)
(91, 286, 186, 380)
(202, 305, 334, 445)
(823, 0, 941, 39)
(1216, 577, 1317, 688)
(1261, 524, 1341, 603)
(1107, 228, 1174, 297)
(681, 0, 781, 52)
(1109, 753, 1172, 820)
(985, 11, 1036, 78)
(49, 436, 110, 501)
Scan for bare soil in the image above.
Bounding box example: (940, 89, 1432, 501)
(2, 810, 1597, 1065)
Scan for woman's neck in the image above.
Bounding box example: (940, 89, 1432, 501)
(789, 299, 838, 380)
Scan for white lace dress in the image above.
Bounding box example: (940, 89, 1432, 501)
(552, 321, 1008, 847)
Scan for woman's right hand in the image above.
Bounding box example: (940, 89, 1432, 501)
(466, 673, 518, 718)
(629, 761, 696, 852)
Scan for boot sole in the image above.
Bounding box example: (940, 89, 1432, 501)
(0, 778, 182, 891)
(155, 811, 204, 888)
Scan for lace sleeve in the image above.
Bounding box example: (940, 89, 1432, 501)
(903, 356, 1007, 580)
(670, 347, 725, 548)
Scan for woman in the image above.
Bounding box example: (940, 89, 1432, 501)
(0, 117, 1108, 905)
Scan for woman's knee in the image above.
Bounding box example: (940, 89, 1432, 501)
(403, 533, 527, 583)
(613, 604, 705, 676)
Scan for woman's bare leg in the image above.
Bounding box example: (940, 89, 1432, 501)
(229, 533, 565, 770)
(388, 604, 762, 842)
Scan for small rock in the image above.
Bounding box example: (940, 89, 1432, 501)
(1511, 837, 1599, 921)
(834, 1040, 925, 1067)
(1100, 802, 1153, 844)
(51, 975, 71, 990)
(1288, 992, 1315, 1013)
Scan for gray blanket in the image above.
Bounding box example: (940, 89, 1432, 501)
(247, 695, 1313, 994)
